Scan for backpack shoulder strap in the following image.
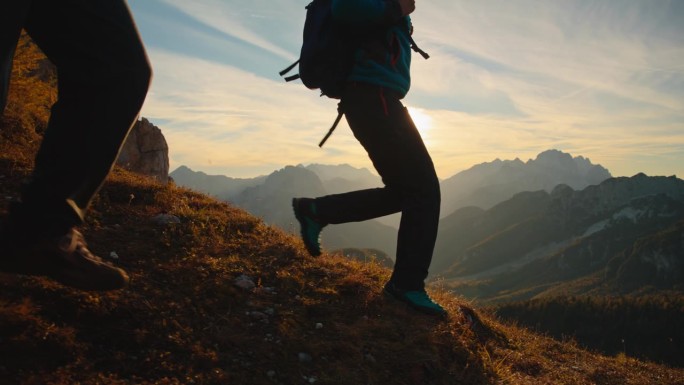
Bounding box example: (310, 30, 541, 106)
(279, 59, 301, 82)
(318, 102, 345, 147)
(408, 35, 429, 59)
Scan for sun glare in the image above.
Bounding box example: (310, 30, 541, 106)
(407, 106, 433, 137)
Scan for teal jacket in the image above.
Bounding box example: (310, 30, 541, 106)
(331, 0, 413, 97)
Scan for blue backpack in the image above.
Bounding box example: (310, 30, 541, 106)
(280, 0, 429, 146)
(280, 0, 358, 100)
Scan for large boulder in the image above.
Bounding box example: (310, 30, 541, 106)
(117, 117, 170, 183)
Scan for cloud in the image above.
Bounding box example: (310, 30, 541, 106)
(414, 0, 684, 112)
(159, 0, 302, 61)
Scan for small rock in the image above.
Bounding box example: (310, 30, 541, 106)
(298, 352, 312, 363)
(249, 311, 268, 321)
(152, 213, 181, 225)
(234, 275, 256, 291)
(255, 286, 277, 295)
(264, 307, 275, 316)
(315, 323, 323, 330)
(109, 251, 119, 260)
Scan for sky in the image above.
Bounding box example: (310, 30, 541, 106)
(127, 0, 684, 180)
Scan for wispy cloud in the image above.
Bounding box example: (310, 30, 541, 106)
(159, 0, 300, 61)
(415, 1, 684, 111)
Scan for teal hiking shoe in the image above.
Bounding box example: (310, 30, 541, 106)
(292, 198, 326, 256)
(384, 281, 447, 317)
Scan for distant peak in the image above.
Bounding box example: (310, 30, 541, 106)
(170, 165, 195, 174)
(534, 149, 572, 161)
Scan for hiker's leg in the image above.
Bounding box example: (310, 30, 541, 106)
(314, 187, 401, 224)
(0, 1, 32, 111)
(338, 84, 440, 291)
(381, 99, 439, 291)
(8, 0, 151, 236)
(388, 108, 440, 291)
(313, 86, 405, 224)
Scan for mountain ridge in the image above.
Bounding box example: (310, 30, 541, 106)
(170, 149, 613, 255)
(434, 173, 684, 305)
(230, 165, 398, 256)
(439, 149, 612, 217)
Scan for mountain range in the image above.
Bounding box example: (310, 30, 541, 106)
(170, 149, 612, 257)
(438, 149, 612, 217)
(229, 165, 398, 256)
(171, 151, 683, 306)
(434, 173, 684, 304)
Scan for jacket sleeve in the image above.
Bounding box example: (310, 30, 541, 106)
(331, 0, 404, 26)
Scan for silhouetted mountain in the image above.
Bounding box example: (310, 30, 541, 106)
(233, 165, 326, 227)
(304, 163, 380, 193)
(171, 164, 381, 198)
(172, 164, 395, 256)
(433, 174, 684, 303)
(169, 165, 266, 199)
(172, 150, 609, 231)
(439, 149, 611, 218)
(232, 165, 397, 256)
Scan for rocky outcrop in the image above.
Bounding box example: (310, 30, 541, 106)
(117, 117, 169, 183)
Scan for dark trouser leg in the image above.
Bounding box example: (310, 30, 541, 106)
(0, 1, 32, 111)
(314, 84, 440, 291)
(6, 0, 152, 236)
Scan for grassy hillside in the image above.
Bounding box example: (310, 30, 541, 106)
(3, 162, 684, 385)
(1, 35, 684, 385)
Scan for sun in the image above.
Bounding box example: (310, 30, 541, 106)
(407, 106, 433, 137)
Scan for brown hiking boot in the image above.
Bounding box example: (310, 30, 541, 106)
(0, 227, 129, 291)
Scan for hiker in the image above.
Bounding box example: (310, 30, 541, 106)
(0, 0, 152, 291)
(292, 0, 446, 316)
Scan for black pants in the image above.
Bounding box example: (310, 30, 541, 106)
(1, 0, 152, 236)
(314, 83, 440, 291)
